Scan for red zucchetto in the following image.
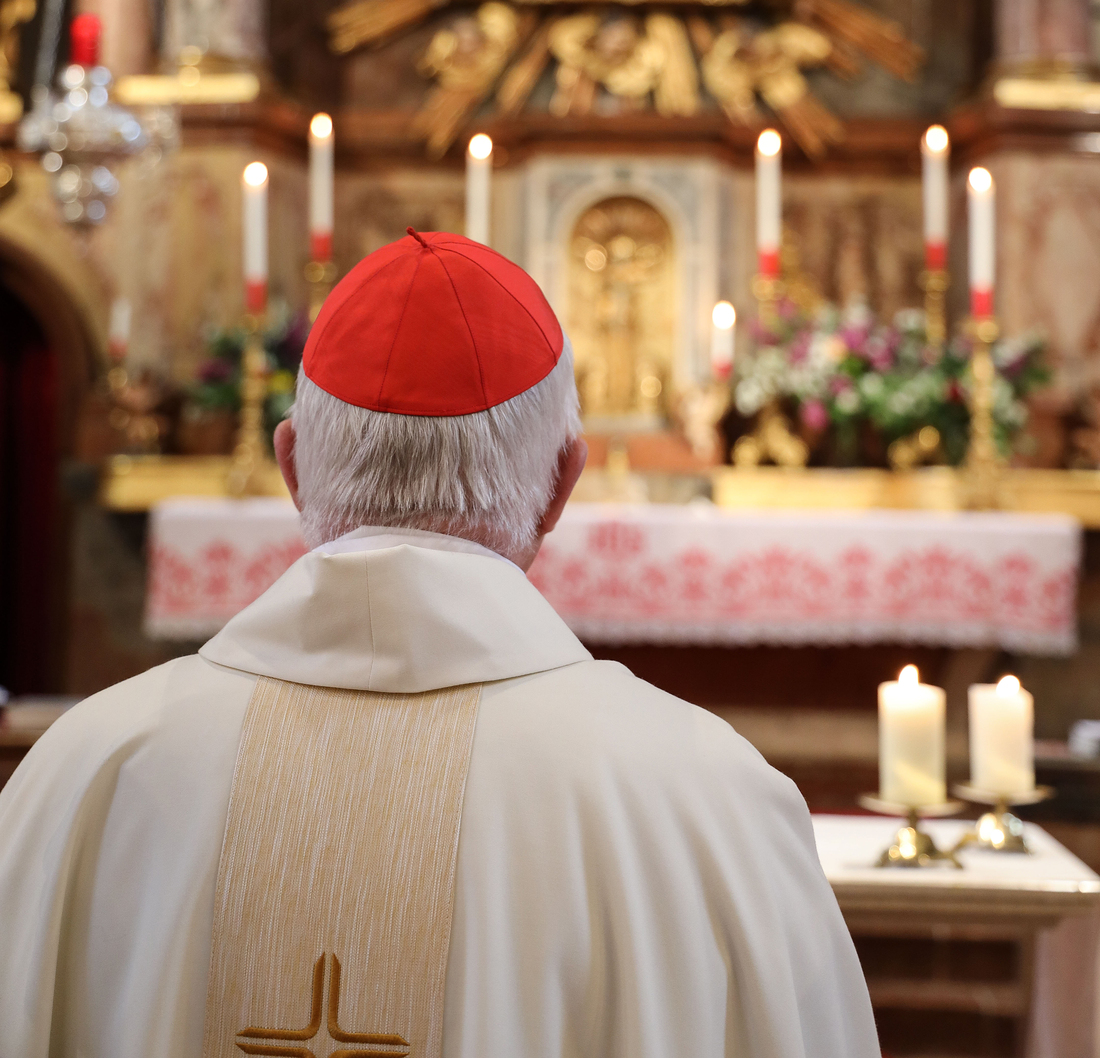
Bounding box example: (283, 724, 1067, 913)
(302, 229, 564, 416)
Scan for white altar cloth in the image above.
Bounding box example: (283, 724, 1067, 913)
(144, 499, 1081, 653)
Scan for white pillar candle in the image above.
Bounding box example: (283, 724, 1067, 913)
(878, 664, 947, 806)
(711, 300, 736, 381)
(968, 166, 995, 319)
(242, 160, 268, 314)
(309, 112, 334, 262)
(968, 675, 1034, 797)
(755, 129, 782, 279)
(921, 125, 949, 271)
(108, 296, 131, 363)
(466, 133, 492, 246)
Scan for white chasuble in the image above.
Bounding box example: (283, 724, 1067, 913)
(204, 678, 481, 1058)
(0, 527, 880, 1058)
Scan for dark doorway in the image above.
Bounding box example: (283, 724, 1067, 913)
(0, 282, 64, 694)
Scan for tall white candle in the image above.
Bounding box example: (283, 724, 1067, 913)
(309, 112, 334, 263)
(968, 675, 1034, 797)
(108, 296, 131, 363)
(921, 125, 949, 271)
(968, 166, 995, 319)
(711, 300, 736, 380)
(466, 133, 492, 245)
(242, 161, 268, 314)
(879, 664, 947, 806)
(755, 129, 782, 279)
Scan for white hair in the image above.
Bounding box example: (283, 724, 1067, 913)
(291, 339, 581, 552)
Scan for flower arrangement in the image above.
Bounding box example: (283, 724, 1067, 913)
(186, 302, 307, 449)
(733, 300, 1049, 467)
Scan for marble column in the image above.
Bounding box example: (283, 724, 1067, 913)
(162, 0, 267, 65)
(995, 0, 1092, 75)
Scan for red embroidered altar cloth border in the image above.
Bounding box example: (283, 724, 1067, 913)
(144, 499, 1082, 655)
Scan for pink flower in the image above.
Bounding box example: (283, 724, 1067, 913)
(801, 399, 829, 432)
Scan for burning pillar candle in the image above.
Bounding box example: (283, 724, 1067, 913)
(466, 133, 492, 245)
(879, 664, 947, 806)
(968, 675, 1034, 796)
(968, 166, 995, 319)
(108, 296, 131, 363)
(755, 129, 782, 279)
(711, 300, 736, 381)
(242, 161, 268, 314)
(309, 112, 334, 263)
(921, 125, 949, 271)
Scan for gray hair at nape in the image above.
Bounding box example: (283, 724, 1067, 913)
(290, 337, 581, 552)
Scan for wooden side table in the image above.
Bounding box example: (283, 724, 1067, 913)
(814, 816, 1100, 1058)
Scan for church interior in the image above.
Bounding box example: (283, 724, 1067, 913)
(2, 0, 1100, 1053)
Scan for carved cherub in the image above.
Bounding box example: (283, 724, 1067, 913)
(549, 12, 698, 118)
(414, 2, 521, 156)
(700, 19, 842, 158)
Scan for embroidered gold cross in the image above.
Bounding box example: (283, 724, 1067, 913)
(236, 953, 410, 1058)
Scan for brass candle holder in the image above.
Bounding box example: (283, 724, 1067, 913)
(966, 316, 1002, 510)
(858, 794, 964, 868)
(951, 784, 1054, 854)
(920, 268, 949, 352)
(228, 313, 269, 497)
(305, 260, 338, 323)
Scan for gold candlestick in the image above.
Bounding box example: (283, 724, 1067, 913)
(305, 260, 338, 323)
(920, 269, 949, 352)
(951, 784, 1054, 854)
(858, 794, 964, 869)
(966, 316, 1001, 509)
(228, 314, 269, 497)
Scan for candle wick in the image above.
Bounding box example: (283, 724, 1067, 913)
(406, 227, 429, 247)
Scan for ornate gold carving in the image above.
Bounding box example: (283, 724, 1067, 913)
(0, 0, 34, 123)
(328, 0, 451, 54)
(237, 954, 410, 1058)
(548, 12, 698, 117)
(794, 0, 923, 82)
(497, 17, 554, 113)
(700, 20, 843, 158)
(412, 2, 526, 156)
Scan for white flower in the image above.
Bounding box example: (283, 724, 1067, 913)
(836, 389, 860, 414)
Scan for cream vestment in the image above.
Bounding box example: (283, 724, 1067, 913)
(0, 526, 878, 1058)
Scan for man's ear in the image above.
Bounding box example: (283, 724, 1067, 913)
(273, 419, 301, 510)
(536, 437, 587, 537)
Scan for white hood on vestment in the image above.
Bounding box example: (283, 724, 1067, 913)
(0, 528, 878, 1058)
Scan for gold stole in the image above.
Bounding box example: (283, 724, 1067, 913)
(202, 677, 483, 1058)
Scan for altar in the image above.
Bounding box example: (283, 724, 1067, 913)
(143, 497, 1082, 652)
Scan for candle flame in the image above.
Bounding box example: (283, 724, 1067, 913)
(310, 112, 333, 139)
(968, 166, 993, 193)
(996, 674, 1021, 696)
(757, 129, 781, 157)
(243, 161, 268, 187)
(468, 133, 493, 160)
(923, 124, 949, 153)
(899, 664, 919, 687)
(712, 300, 736, 330)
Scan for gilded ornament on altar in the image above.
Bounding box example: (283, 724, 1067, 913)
(413, 3, 525, 156)
(548, 12, 698, 117)
(568, 196, 674, 423)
